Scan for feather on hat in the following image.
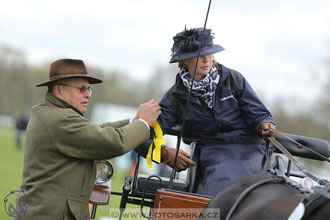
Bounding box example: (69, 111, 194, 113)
(169, 27, 224, 63)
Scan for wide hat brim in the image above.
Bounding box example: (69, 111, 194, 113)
(36, 58, 103, 87)
(169, 44, 224, 63)
(36, 75, 103, 87)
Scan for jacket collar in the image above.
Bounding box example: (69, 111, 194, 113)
(45, 92, 84, 116)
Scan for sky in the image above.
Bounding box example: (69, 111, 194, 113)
(1, 0, 330, 110)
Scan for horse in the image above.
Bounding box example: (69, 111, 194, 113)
(199, 172, 330, 220)
(199, 130, 330, 220)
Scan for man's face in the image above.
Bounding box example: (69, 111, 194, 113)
(57, 78, 91, 113)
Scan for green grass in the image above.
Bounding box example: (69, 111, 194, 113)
(0, 126, 25, 220)
(0, 125, 149, 220)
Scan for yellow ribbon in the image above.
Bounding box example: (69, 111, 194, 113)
(146, 121, 167, 168)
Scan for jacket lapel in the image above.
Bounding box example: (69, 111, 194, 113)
(46, 92, 84, 116)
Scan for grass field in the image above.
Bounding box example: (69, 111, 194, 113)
(0, 126, 25, 220)
(0, 125, 150, 220)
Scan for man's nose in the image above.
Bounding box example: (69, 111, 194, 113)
(84, 91, 91, 99)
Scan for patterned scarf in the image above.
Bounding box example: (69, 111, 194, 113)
(179, 65, 220, 108)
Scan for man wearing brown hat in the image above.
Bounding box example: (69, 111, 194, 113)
(15, 58, 161, 219)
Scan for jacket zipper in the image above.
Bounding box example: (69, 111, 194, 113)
(212, 91, 222, 128)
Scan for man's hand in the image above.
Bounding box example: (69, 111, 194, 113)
(261, 121, 276, 139)
(134, 100, 161, 125)
(161, 146, 196, 172)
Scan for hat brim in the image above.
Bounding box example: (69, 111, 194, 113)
(169, 44, 225, 63)
(36, 74, 103, 87)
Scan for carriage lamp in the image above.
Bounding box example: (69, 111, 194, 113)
(95, 160, 113, 184)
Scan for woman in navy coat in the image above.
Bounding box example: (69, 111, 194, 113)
(136, 27, 276, 197)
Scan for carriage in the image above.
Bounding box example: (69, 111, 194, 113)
(89, 127, 330, 220)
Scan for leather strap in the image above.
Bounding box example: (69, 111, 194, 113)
(269, 128, 330, 162)
(313, 186, 330, 199)
(226, 177, 284, 220)
(260, 140, 273, 172)
(266, 134, 329, 185)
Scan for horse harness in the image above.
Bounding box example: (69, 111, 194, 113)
(225, 173, 311, 220)
(226, 128, 330, 220)
(264, 128, 330, 185)
(301, 184, 330, 219)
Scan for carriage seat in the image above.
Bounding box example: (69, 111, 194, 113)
(131, 125, 200, 199)
(166, 125, 202, 193)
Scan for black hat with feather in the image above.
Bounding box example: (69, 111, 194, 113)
(169, 27, 224, 63)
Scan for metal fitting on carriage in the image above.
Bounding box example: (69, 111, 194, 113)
(301, 177, 313, 192)
(95, 160, 114, 184)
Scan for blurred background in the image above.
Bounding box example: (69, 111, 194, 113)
(0, 0, 329, 219)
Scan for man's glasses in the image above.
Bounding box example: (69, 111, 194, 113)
(58, 83, 93, 94)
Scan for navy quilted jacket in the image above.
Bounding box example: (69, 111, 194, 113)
(135, 63, 276, 196)
(136, 63, 275, 154)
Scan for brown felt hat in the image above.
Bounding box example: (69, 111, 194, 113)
(36, 58, 103, 87)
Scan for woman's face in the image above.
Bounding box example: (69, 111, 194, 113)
(184, 54, 213, 81)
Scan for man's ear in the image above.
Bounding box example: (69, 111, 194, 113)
(53, 84, 62, 97)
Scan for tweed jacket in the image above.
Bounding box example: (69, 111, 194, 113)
(16, 92, 149, 220)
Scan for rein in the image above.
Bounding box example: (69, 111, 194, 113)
(225, 176, 285, 220)
(269, 128, 330, 162)
(226, 129, 330, 220)
(265, 128, 330, 185)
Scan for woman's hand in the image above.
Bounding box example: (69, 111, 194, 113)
(161, 146, 196, 172)
(261, 121, 276, 139)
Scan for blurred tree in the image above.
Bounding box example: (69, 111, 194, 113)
(143, 64, 178, 102)
(309, 50, 330, 141)
(0, 45, 33, 117)
(0, 43, 328, 143)
(271, 49, 330, 142)
(272, 104, 329, 142)
(0, 44, 154, 120)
